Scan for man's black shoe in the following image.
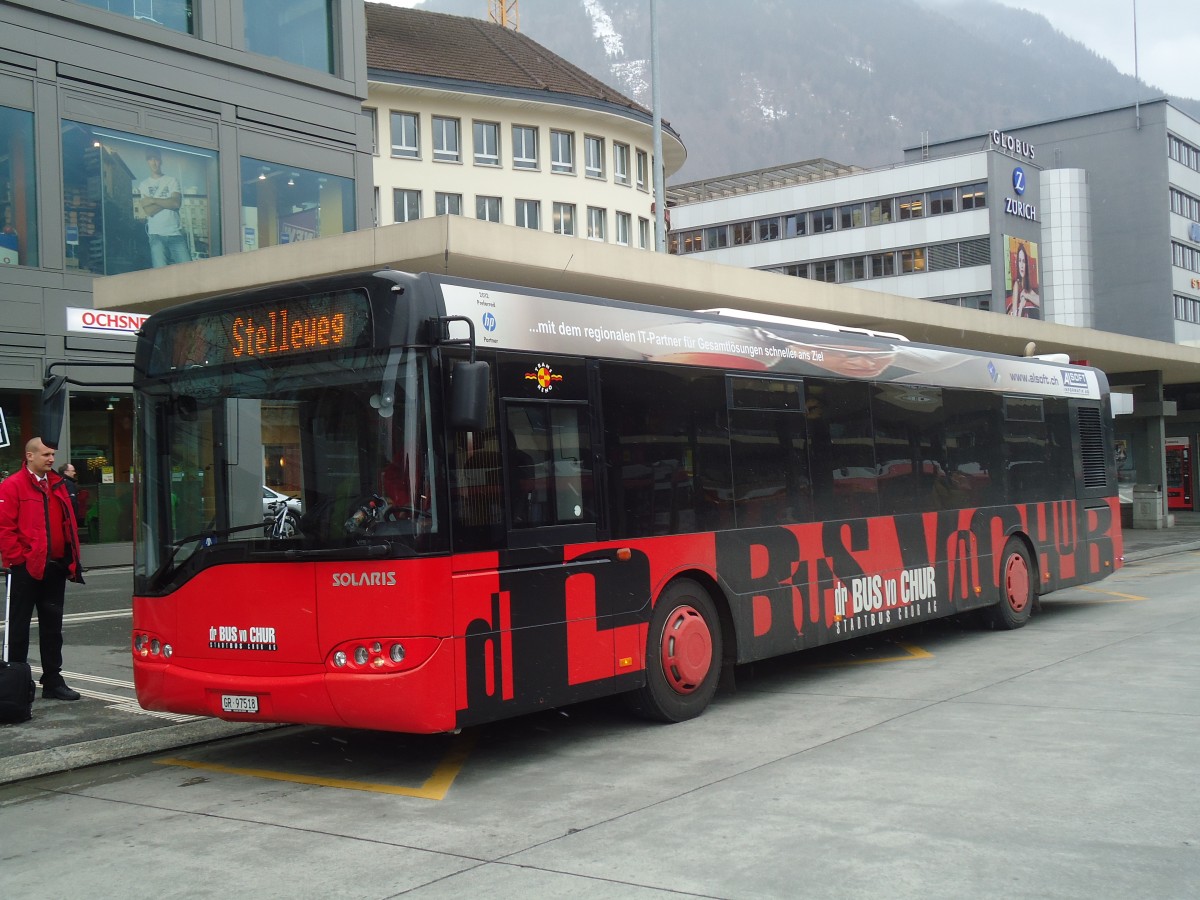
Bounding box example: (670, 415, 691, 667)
(43, 684, 81, 701)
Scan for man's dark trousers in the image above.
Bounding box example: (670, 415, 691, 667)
(6, 563, 68, 689)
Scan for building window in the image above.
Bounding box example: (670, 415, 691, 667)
(515, 199, 540, 230)
(960, 182, 987, 209)
(784, 212, 806, 237)
(435, 192, 462, 216)
(776, 263, 808, 278)
(587, 206, 606, 240)
(390, 111, 418, 159)
(840, 203, 865, 229)
(551, 130, 574, 174)
(614, 142, 631, 185)
(757, 217, 781, 241)
(1, 106, 38, 268)
(929, 187, 956, 215)
(901, 247, 926, 273)
(868, 198, 893, 225)
(1173, 241, 1200, 273)
(813, 260, 836, 282)
(62, 121, 220, 274)
(1170, 135, 1200, 173)
(636, 149, 649, 190)
(513, 125, 538, 170)
(243, 0, 334, 74)
(671, 229, 702, 254)
(553, 202, 576, 236)
(812, 208, 834, 233)
(927, 242, 959, 271)
(1170, 187, 1200, 221)
(705, 226, 729, 249)
(433, 116, 461, 163)
(898, 194, 924, 220)
(616, 211, 632, 245)
(732, 221, 754, 245)
(393, 189, 420, 223)
(365, 108, 378, 156)
(870, 252, 896, 278)
(639, 216, 650, 249)
(239, 157, 352, 252)
(473, 121, 500, 167)
(960, 237, 990, 267)
(585, 135, 605, 179)
(841, 256, 866, 281)
(75, 0, 193, 33)
(1176, 295, 1200, 322)
(476, 195, 501, 223)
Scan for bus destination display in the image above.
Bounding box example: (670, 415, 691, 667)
(148, 290, 372, 374)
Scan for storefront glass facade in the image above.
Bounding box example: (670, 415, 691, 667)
(0, 106, 38, 268)
(61, 122, 221, 276)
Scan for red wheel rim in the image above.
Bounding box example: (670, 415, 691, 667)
(1004, 552, 1030, 613)
(658, 604, 713, 694)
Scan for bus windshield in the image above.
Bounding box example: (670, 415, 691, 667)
(134, 348, 440, 592)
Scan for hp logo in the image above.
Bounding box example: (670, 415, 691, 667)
(482, 311, 497, 332)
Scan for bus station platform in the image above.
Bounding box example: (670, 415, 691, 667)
(2, 513, 1200, 787)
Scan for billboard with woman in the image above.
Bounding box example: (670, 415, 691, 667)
(1005, 236, 1041, 319)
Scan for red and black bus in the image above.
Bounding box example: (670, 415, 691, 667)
(129, 270, 1122, 732)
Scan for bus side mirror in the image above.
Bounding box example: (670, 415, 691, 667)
(40, 375, 68, 450)
(448, 360, 490, 431)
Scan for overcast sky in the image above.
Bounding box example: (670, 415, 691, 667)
(372, 0, 1197, 101)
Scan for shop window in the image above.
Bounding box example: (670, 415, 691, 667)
(0, 391, 36, 481)
(62, 122, 220, 275)
(239, 157, 354, 251)
(74, 0, 192, 33)
(69, 393, 135, 545)
(0, 106, 37, 268)
(244, 0, 335, 74)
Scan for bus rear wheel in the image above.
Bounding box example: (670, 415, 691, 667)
(627, 579, 722, 723)
(984, 538, 1035, 630)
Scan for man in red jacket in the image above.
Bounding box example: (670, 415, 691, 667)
(0, 437, 85, 702)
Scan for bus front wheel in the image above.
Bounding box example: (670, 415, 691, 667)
(627, 579, 722, 723)
(984, 538, 1035, 630)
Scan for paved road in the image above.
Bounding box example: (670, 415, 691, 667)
(1, 550, 1197, 899)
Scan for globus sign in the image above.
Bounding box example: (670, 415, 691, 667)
(67, 306, 149, 337)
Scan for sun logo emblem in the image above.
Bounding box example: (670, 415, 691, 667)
(525, 362, 564, 393)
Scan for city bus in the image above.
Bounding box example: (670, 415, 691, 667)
(126, 269, 1122, 732)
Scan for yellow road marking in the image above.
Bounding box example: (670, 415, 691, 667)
(156, 730, 477, 799)
(1073, 587, 1148, 603)
(816, 641, 933, 667)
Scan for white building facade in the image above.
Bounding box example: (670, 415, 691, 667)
(364, 4, 685, 250)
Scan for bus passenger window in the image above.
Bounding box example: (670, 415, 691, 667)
(729, 376, 811, 526)
(600, 362, 731, 538)
(504, 403, 593, 529)
(807, 380, 878, 522)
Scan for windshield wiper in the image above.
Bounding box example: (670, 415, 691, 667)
(170, 520, 270, 548)
(147, 520, 273, 589)
(279, 543, 397, 560)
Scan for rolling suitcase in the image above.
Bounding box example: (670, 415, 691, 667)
(0, 567, 36, 723)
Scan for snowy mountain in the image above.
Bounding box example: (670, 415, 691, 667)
(413, 0, 1200, 183)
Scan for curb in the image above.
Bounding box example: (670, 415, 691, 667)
(0, 719, 281, 786)
(1123, 540, 1200, 563)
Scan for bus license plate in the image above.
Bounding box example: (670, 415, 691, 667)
(221, 694, 259, 714)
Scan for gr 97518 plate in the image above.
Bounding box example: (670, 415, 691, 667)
(221, 694, 259, 714)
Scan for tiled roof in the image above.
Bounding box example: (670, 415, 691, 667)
(365, 2, 648, 117)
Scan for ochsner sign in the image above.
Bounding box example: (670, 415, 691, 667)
(67, 307, 149, 337)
